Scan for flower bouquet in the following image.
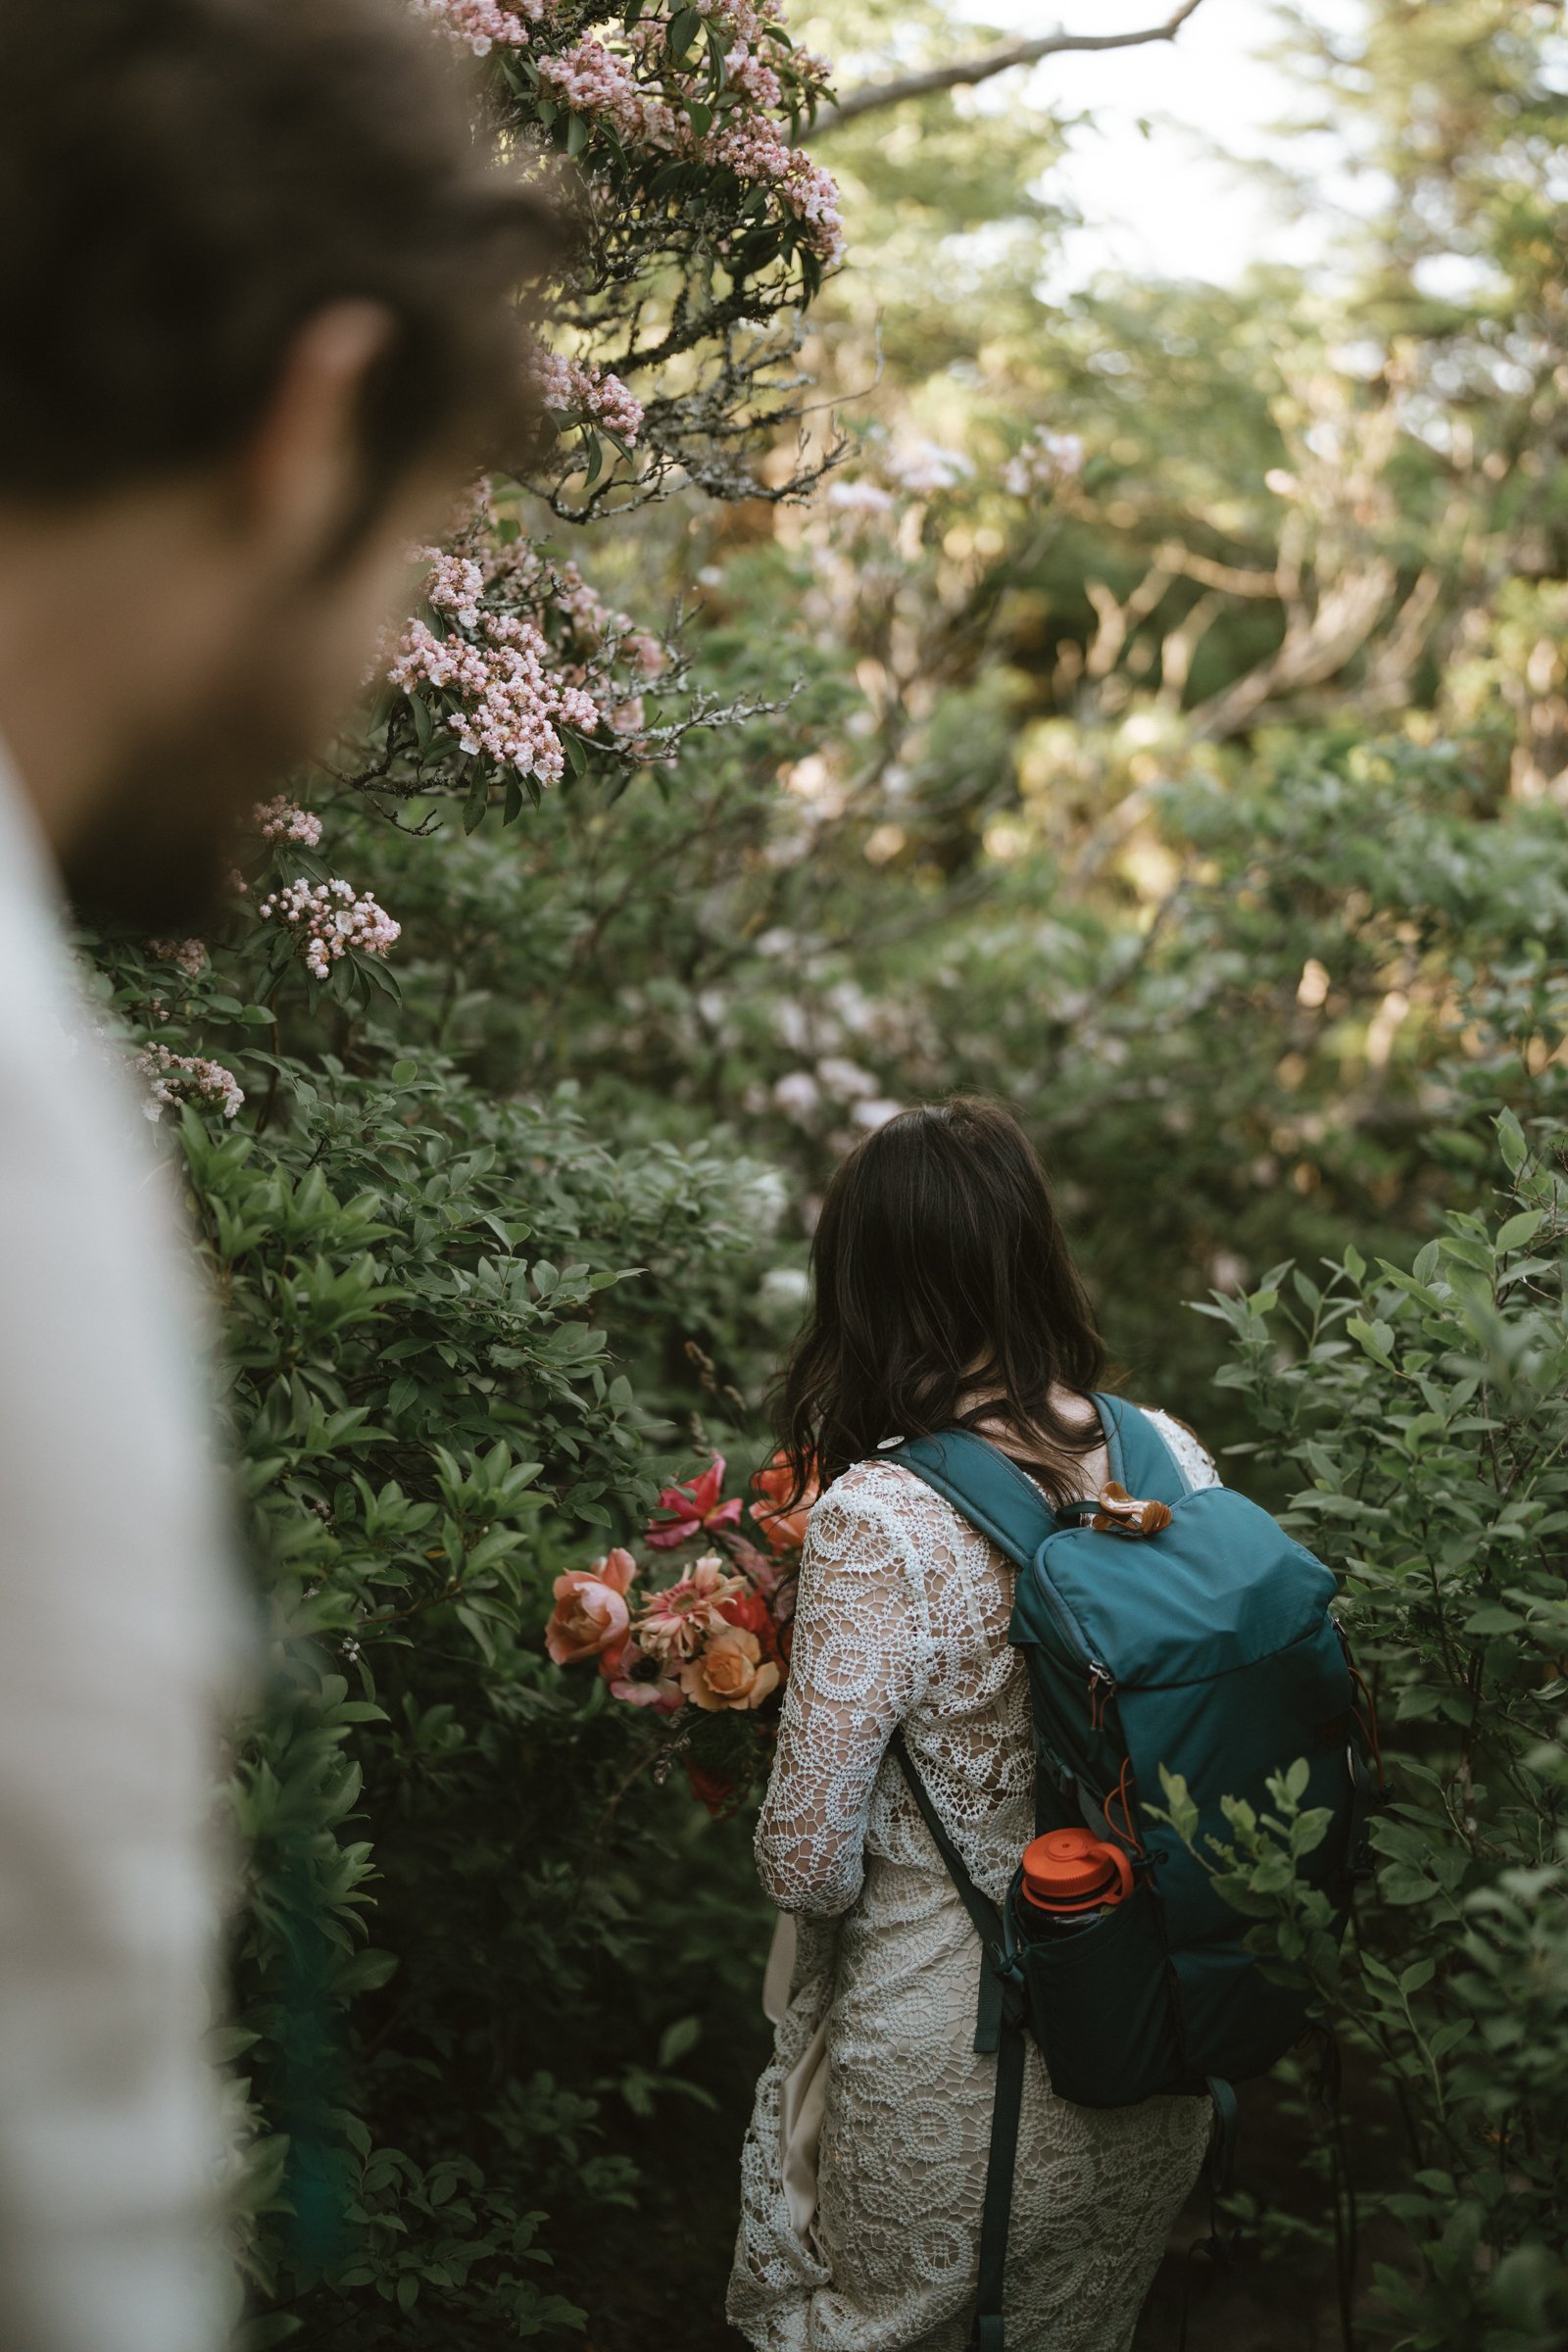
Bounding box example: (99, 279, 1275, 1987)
(544, 1451, 814, 1814)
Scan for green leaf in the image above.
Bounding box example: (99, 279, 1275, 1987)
(658, 2015, 702, 2067)
(1496, 1108, 1528, 1173)
(1462, 1604, 1523, 1636)
(1495, 1208, 1543, 1253)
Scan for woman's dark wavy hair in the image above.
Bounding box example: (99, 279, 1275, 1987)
(778, 1096, 1108, 1509)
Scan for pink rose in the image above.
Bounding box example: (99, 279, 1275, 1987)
(545, 1547, 637, 1665)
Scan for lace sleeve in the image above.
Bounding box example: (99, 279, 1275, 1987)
(1142, 1406, 1221, 1492)
(755, 1467, 932, 1918)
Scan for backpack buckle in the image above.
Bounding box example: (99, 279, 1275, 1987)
(1090, 1482, 1173, 1538)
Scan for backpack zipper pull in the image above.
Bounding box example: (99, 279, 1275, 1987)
(1089, 1664, 1115, 1730)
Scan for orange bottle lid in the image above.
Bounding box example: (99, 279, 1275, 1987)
(1021, 1828, 1131, 1911)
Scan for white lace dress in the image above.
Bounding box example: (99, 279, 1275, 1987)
(727, 1410, 1218, 2352)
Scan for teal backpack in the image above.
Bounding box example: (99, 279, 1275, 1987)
(886, 1393, 1382, 2352)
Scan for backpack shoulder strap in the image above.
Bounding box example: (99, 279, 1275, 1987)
(883, 1429, 1058, 1570)
(1095, 1392, 1189, 1504)
(891, 1400, 1191, 1546)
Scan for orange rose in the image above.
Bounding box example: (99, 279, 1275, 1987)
(679, 1626, 781, 1712)
(545, 1547, 637, 1665)
(751, 1451, 816, 1555)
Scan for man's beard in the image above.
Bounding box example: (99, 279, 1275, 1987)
(59, 624, 339, 935)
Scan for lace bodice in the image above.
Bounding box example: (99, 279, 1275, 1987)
(756, 1408, 1218, 1917)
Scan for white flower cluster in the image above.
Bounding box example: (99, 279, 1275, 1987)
(137, 1044, 244, 1122)
(887, 441, 974, 497)
(772, 1058, 903, 1133)
(1001, 428, 1085, 498)
(259, 878, 402, 982)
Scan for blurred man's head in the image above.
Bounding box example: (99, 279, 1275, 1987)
(0, 0, 557, 927)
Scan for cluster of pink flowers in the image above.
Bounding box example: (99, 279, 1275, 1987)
(259, 878, 402, 982)
(392, 614, 578, 784)
(422, 549, 487, 630)
(253, 796, 324, 849)
(387, 511, 669, 785)
(722, 40, 782, 110)
(137, 1044, 244, 1122)
(527, 16, 843, 267)
(544, 1451, 816, 1812)
(537, 35, 646, 138)
(413, 0, 538, 57)
(530, 351, 645, 444)
(147, 937, 208, 979)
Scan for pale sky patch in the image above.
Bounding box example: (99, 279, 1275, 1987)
(955, 0, 1381, 293)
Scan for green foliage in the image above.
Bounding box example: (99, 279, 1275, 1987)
(97, 872, 789, 2342)
(1181, 1118, 1568, 2343)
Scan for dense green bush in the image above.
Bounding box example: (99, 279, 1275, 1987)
(117, 913, 793, 2344)
(1183, 1113, 1568, 2345)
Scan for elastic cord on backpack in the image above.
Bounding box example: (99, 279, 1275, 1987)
(1102, 1756, 1143, 1852)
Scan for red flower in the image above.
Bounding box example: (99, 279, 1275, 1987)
(645, 1454, 744, 1551)
(685, 1762, 739, 1816)
(715, 1589, 784, 1673)
(751, 1450, 817, 1555)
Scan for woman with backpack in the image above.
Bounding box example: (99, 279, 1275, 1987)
(727, 1097, 1216, 2351)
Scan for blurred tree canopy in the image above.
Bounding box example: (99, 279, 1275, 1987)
(85, 1, 1568, 2343)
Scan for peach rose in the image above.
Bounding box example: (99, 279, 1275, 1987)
(679, 1626, 782, 1712)
(545, 1546, 637, 1665)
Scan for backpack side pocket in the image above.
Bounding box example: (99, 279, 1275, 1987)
(1015, 1879, 1190, 2108)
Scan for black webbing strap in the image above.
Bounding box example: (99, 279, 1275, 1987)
(891, 1732, 1027, 2352)
(974, 2020, 1026, 2352)
(890, 1732, 1006, 2051)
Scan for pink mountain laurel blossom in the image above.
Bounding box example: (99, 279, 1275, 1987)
(252, 796, 324, 848)
(137, 1044, 244, 1122)
(147, 937, 209, 979)
(387, 513, 667, 788)
(527, 16, 843, 268)
(259, 878, 402, 982)
(412, 0, 539, 56)
(530, 350, 645, 445)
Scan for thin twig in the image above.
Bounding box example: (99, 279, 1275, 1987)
(808, 0, 1208, 135)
